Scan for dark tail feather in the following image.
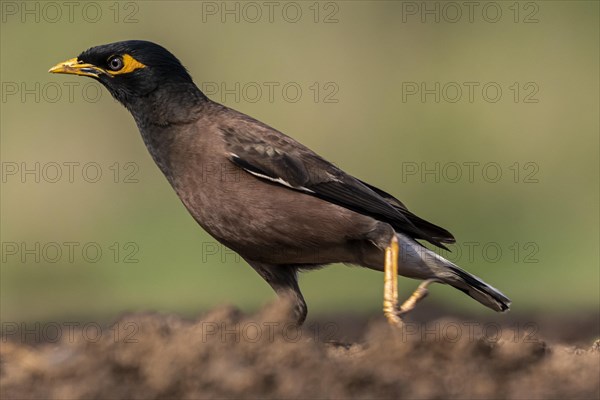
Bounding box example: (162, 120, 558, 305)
(395, 233, 511, 312)
(445, 265, 511, 312)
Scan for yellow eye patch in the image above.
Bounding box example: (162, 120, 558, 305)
(107, 54, 146, 76)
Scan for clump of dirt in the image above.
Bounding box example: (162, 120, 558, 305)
(1, 302, 599, 399)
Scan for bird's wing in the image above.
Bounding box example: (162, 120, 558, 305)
(356, 179, 455, 244)
(220, 122, 454, 249)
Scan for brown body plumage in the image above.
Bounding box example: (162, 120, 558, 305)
(50, 40, 510, 324)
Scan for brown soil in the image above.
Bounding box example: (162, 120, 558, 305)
(1, 302, 599, 399)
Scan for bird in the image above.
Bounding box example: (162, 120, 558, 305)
(49, 40, 510, 326)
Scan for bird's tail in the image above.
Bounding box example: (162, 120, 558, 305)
(442, 263, 511, 312)
(396, 234, 511, 312)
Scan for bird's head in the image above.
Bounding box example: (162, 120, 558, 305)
(49, 40, 198, 108)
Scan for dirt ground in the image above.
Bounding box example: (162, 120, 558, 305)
(1, 301, 599, 400)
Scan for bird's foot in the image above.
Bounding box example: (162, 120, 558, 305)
(398, 278, 440, 315)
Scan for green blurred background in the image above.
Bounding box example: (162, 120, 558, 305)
(1, 1, 598, 324)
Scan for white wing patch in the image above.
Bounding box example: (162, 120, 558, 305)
(229, 153, 315, 194)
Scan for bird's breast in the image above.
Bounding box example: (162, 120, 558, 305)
(143, 124, 377, 265)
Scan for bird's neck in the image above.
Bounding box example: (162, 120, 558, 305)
(127, 82, 208, 128)
(127, 82, 210, 185)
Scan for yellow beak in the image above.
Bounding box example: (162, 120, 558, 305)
(48, 57, 105, 78)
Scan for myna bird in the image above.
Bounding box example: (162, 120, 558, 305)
(49, 40, 510, 326)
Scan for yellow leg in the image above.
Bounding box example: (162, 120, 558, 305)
(383, 236, 402, 327)
(383, 236, 440, 327)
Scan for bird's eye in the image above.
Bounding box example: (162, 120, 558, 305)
(107, 56, 124, 71)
